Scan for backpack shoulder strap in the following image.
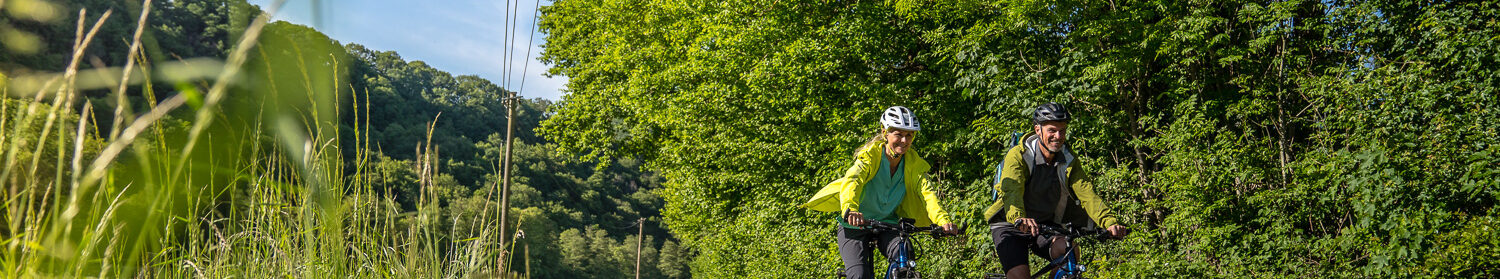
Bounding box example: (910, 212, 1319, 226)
(1022, 139, 1037, 175)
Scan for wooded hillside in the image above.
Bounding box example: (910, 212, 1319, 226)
(2, 0, 687, 277)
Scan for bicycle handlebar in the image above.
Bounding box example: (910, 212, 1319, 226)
(1034, 223, 1116, 240)
(862, 220, 967, 237)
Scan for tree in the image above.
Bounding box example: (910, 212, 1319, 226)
(539, 0, 1500, 277)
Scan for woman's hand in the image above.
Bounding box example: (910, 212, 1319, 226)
(844, 211, 866, 227)
(1014, 218, 1038, 235)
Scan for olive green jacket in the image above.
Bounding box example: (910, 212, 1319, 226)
(802, 141, 954, 227)
(984, 133, 1119, 229)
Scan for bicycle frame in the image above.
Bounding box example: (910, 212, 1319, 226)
(868, 221, 925, 279)
(836, 219, 960, 279)
(1029, 225, 1103, 279)
(1030, 243, 1084, 279)
(984, 225, 1104, 279)
(883, 240, 918, 279)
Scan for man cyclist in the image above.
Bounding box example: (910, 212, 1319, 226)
(985, 102, 1129, 279)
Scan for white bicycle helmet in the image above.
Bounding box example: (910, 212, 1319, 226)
(881, 106, 921, 131)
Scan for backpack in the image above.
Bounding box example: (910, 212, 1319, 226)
(991, 132, 1024, 201)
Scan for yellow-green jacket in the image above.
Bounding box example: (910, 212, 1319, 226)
(984, 133, 1119, 229)
(801, 141, 954, 227)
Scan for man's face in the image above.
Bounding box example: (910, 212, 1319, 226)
(1034, 121, 1068, 153)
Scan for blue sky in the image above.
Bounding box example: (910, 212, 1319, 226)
(247, 0, 566, 101)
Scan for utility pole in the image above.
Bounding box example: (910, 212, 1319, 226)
(498, 91, 517, 275)
(525, 241, 531, 279)
(635, 217, 645, 279)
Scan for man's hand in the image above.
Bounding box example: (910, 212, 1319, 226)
(844, 211, 866, 227)
(941, 223, 958, 235)
(1014, 218, 1039, 235)
(1107, 225, 1130, 239)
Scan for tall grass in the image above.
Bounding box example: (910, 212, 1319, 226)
(1, 1, 519, 277)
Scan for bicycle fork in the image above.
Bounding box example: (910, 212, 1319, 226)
(1042, 247, 1086, 279)
(884, 242, 919, 279)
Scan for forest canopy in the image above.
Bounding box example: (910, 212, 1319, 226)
(538, 0, 1499, 277)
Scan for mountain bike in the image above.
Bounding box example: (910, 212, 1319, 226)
(982, 225, 1112, 279)
(836, 218, 965, 279)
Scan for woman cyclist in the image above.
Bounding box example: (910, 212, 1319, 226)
(803, 106, 958, 279)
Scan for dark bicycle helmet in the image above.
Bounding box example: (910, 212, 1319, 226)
(1032, 102, 1071, 124)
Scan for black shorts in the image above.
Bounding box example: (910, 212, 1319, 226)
(989, 222, 1061, 271)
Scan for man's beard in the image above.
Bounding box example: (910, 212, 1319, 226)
(1040, 139, 1062, 154)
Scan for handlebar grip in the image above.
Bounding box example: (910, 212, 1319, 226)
(928, 224, 966, 237)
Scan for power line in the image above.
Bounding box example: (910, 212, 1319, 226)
(602, 218, 646, 230)
(516, 0, 542, 96)
(501, 0, 515, 90)
(506, 0, 522, 89)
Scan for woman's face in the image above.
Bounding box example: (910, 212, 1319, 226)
(884, 129, 916, 156)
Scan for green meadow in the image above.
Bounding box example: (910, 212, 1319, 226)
(3, 0, 683, 278)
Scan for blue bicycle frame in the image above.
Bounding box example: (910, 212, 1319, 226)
(1031, 226, 1102, 279)
(984, 225, 1104, 279)
(884, 241, 918, 279)
(1035, 247, 1085, 279)
(836, 219, 958, 279)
